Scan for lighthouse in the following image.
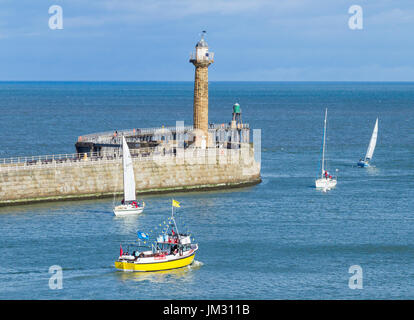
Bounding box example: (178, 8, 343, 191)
(190, 31, 214, 148)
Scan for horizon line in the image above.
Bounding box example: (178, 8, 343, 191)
(1, 80, 414, 83)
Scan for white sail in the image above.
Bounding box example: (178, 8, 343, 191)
(365, 118, 378, 161)
(122, 136, 136, 202)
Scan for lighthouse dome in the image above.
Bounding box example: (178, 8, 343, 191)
(196, 38, 208, 48)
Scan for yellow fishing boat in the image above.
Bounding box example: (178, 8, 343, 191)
(115, 200, 198, 272)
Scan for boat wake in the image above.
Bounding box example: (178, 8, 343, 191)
(189, 260, 203, 270)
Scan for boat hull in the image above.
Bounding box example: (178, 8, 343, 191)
(115, 252, 196, 272)
(357, 161, 370, 168)
(315, 178, 337, 189)
(113, 204, 144, 216)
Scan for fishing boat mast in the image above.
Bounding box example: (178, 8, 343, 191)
(171, 202, 180, 237)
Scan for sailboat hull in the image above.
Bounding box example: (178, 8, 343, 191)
(315, 178, 337, 189)
(113, 204, 144, 216)
(357, 161, 370, 168)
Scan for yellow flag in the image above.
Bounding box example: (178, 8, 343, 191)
(172, 199, 181, 208)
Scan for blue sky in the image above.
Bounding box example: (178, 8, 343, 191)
(0, 0, 413, 81)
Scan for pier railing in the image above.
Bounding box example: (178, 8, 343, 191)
(78, 125, 195, 143)
(0, 143, 254, 172)
(77, 123, 250, 144)
(1, 151, 110, 163)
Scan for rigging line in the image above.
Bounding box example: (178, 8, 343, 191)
(112, 159, 121, 208)
(100, 118, 121, 209)
(112, 134, 120, 209)
(99, 118, 118, 208)
(325, 108, 328, 174)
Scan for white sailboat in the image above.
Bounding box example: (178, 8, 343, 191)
(357, 118, 378, 168)
(113, 136, 145, 216)
(315, 108, 337, 190)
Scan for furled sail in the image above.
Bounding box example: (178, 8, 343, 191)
(365, 118, 378, 161)
(122, 136, 136, 202)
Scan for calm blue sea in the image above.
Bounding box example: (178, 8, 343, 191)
(0, 82, 413, 299)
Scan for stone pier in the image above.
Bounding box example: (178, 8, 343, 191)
(0, 146, 261, 206)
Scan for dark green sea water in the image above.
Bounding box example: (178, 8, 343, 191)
(0, 82, 413, 299)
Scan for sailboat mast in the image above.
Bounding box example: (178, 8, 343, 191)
(321, 108, 327, 177)
(121, 135, 125, 201)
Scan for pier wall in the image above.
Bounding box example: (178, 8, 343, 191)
(0, 146, 260, 206)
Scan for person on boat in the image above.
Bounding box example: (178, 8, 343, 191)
(324, 171, 328, 179)
(171, 244, 178, 255)
(121, 199, 125, 205)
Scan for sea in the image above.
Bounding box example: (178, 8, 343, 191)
(0, 81, 413, 299)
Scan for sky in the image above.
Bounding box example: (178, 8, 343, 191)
(0, 0, 413, 81)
